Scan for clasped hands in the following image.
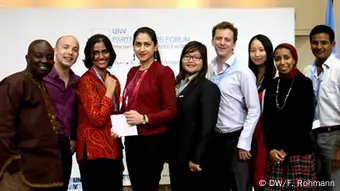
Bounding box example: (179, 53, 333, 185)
(269, 149, 287, 165)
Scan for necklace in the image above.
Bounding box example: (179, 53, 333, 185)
(275, 77, 295, 110)
(24, 72, 57, 132)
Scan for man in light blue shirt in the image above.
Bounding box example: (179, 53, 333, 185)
(206, 21, 260, 191)
(303, 25, 340, 191)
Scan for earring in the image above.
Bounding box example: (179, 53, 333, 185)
(133, 54, 135, 61)
(154, 53, 157, 61)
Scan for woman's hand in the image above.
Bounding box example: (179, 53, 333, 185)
(189, 161, 202, 172)
(124, 110, 143, 125)
(110, 129, 120, 139)
(269, 149, 286, 165)
(104, 75, 116, 99)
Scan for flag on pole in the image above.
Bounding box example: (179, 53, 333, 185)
(325, 0, 338, 56)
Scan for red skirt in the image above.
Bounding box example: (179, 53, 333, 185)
(251, 115, 267, 190)
(264, 154, 316, 191)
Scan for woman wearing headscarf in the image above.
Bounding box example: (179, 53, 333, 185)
(262, 43, 316, 190)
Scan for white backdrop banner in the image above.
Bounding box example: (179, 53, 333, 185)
(0, 8, 294, 190)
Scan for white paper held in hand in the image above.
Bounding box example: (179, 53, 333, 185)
(110, 114, 138, 137)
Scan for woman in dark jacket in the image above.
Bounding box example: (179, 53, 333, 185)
(169, 41, 220, 191)
(262, 43, 316, 191)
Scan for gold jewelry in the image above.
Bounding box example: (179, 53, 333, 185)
(141, 115, 146, 124)
(24, 72, 57, 132)
(154, 52, 158, 61)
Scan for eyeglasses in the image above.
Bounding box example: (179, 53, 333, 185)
(182, 55, 202, 61)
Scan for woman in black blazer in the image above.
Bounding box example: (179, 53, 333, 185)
(168, 41, 221, 191)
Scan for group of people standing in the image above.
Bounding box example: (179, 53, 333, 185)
(250, 24, 340, 191)
(0, 20, 339, 191)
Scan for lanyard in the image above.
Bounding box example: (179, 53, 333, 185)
(257, 76, 264, 91)
(93, 67, 117, 112)
(309, 65, 324, 103)
(310, 65, 324, 120)
(123, 70, 148, 110)
(211, 59, 237, 85)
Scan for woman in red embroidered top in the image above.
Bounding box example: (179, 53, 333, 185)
(76, 34, 123, 191)
(122, 27, 177, 191)
(248, 34, 276, 191)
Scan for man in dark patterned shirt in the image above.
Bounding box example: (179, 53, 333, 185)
(0, 39, 63, 190)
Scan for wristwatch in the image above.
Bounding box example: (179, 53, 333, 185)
(141, 115, 146, 124)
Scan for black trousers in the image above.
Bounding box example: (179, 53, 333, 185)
(169, 161, 209, 191)
(79, 157, 123, 191)
(125, 131, 169, 191)
(205, 131, 252, 191)
(58, 138, 72, 191)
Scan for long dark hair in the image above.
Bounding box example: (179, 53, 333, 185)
(248, 34, 276, 92)
(133, 27, 162, 64)
(83, 34, 116, 69)
(176, 41, 208, 85)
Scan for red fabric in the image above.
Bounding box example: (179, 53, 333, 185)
(264, 154, 316, 190)
(279, 68, 301, 79)
(122, 61, 177, 136)
(124, 70, 146, 111)
(75, 68, 121, 162)
(252, 91, 267, 188)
